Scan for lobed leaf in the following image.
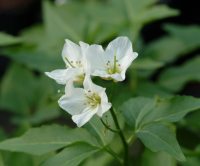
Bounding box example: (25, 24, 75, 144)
(120, 96, 200, 129)
(42, 143, 99, 166)
(159, 56, 200, 92)
(137, 123, 185, 161)
(0, 125, 98, 155)
(0, 32, 21, 46)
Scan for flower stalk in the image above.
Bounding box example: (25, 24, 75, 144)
(110, 107, 129, 166)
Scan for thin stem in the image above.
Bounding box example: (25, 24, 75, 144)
(100, 118, 119, 133)
(104, 146, 123, 164)
(110, 107, 129, 166)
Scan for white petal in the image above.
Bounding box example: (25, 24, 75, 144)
(92, 70, 110, 79)
(106, 36, 133, 60)
(79, 41, 91, 74)
(62, 39, 82, 66)
(85, 44, 106, 73)
(45, 68, 83, 84)
(79, 41, 89, 54)
(58, 88, 86, 116)
(97, 92, 112, 117)
(110, 73, 124, 81)
(97, 102, 111, 117)
(83, 75, 105, 93)
(72, 107, 98, 127)
(45, 69, 68, 84)
(120, 52, 138, 72)
(92, 70, 124, 81)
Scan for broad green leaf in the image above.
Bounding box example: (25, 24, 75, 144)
(121, 96, 200, 129)
(3, 46, 62, 72)
(133, 58, 164, 70)
(139, 96, 200, 127)
(141, 150, 176, 166)
(0, 32, 21, 46)
(181, 157, 200, 166)
(135, 81, 172, 97)
(0, 153, 4, 166)
(136, 123, 185, 161)
(143, 37, 184, 63)
(2, 152, 34, 166)
(28, 103, 60, 125)
(120, 97, 154, 128)
(123, 0, 178, 24)
(42, 143, 99, 166)
(43, 1, 82, 42)
(120, 96, 200, 128)
(120, 0, 178, 40)
(0, 64, 36, 114)
(0, 64, 60, 124)
(165, 24, 200, 49)
(84, 112, 115, 146)
(83, 152, 114, 166)
(0, 125, 98, 155)
(159, 56, 200, 92)
(20, 25, 44, 44)
(144, 25, 200, 63)
(138, 5, 179, 25)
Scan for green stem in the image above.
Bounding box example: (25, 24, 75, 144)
(104, 146, 123, 164)
(100, 118, 119, 133)
(110, 107, 129, 166)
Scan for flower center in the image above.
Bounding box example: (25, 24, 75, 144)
(85, 90, 101, 108)
(106, 54, 121, 74)
(74, 73, 85, 83)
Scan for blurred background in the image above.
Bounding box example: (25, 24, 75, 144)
(0, 0, 200, 165)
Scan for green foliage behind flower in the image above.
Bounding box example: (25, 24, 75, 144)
(0, 0, 200, 166)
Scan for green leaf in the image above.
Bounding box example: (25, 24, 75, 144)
(0, 153, 4, 166)
(136, 123, 185, 161)
(0, 64, 60, 123)
(0, 32, 21, 46)
(28, 103, 60, 125)
(0, 64, 36, 114)
(139, 96, 200, 127)
(43, 1, 82, 42)
(0, 125, 98, 155)
(164, 24, 200, 49)
(121, 96, 200, 129)
(133, 58, 164, 70)
(42, 143, 99, 166)
(3, 46, 62, 72)
(143, 25, 200, 63)
(159, 56, 200, 92)
(143, 37, 184, 63)
(121, 0, 178, 40)
(135, 81, 172, 97)
(181, 157, 200, 166)
(120, 97, 154, 128)
(84, 112, 115, 146)
(83, 152, 114, 166)
(2, 152, 34, 166)
(141, 150, 176, 166)
(138, 5, 179, 24)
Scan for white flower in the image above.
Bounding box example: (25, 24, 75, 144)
(86, 36, 138, 81)
(58, 75, 112, 127)
(45, 39, 89, 84)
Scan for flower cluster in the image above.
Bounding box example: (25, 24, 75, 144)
(45, 36, 138, 127)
